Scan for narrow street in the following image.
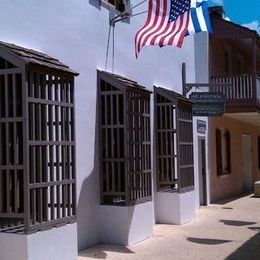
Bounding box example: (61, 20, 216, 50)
(79, 194, 260, 260)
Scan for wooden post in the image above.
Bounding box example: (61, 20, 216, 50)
(182, 62, 186, 95)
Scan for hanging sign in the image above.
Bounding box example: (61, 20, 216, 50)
(189, 92, 225, 117)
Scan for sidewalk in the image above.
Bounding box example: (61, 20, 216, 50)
(78, 194, 260, 260)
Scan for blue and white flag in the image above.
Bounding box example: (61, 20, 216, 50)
(186, 0, 212, 35)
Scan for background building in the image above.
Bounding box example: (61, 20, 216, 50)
(208, 7, 260, 202)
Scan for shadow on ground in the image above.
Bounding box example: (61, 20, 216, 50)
(219, 219, 256, 226)
(214, 192, 253, 205)
(248, 227, 260, 231)
(187, 237, 232, 245)
(250, 195, 259, 198)
(79, 244, 135, 259)
(226, 232, 260, 259)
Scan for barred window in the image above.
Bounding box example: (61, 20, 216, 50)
(216, 128, 231, 176)
(154, 87, 194, 193)
(0, 44, 77, 234)
(98, 71, 152, 206)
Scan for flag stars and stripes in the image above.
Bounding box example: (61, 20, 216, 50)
(169, 0, 191, 22)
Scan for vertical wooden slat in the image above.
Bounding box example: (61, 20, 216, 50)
(176, 102, 181, 191)
(71, 79, 76, 216)
(4, 74, 10, 213)
(124, 88, 129, 204)
(13, 170, 18, 213)
(67, 145, 71, 216)
(135, 93, 138, 200)
(250, 75, 254, 99)
(56, 146, 61, 218)
(30, 73, 36, 223)
(55, 105, 59, 142)
(21, 68, 29, 231)
(110, 94, 115, 193)
(6, 170, 10, 213)
(116, 94, 121, 192)
(71, 145, 76, 215)
(37, 147, 43, 223)
(62, 146, 66, 217)
(49, 145, 54, 220)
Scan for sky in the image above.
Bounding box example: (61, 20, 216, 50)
(208, 0, 260, 33)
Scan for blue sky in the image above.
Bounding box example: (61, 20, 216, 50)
(208, 0, 260, 33)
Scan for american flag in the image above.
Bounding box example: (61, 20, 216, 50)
(135, 0, 211, 57)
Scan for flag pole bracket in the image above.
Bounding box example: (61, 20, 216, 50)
(109, 0, 148, 25)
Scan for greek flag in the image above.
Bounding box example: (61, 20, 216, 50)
(186, 0, 212, 35)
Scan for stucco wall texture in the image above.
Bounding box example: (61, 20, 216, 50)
(209, 116, 260, 202)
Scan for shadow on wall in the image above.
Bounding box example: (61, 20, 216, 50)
(88, 0, 101, 10)
(77, 173, 100, 250)
(78, 244, 134, 259)
(98, 204, 136, 245)
(226, 232, 260, 260)
(77, 80, 138, 250)
(77, 91, 100, 250)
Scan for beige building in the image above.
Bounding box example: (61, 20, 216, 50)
(208, 7, 260, 202)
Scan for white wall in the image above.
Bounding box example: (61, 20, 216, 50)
(194, 32, 209, 83)
(193, 32, 210, 208)
(0, 224, 77, 260)
(0, 0, 197, 250)
(99, 202, 154, 245)
(155, 191, 196, 224)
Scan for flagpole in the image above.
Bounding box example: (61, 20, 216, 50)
(105, 25, 112, 70)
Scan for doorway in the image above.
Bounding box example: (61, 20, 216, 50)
(241, 134, 252, 191)
(198, 137, 207, 205)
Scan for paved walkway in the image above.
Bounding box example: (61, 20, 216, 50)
(79, 194, 260, 260)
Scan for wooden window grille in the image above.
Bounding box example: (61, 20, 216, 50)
(216, 128, 231, 176)
(98, 71, 152, 206)
(0, 43, 78, 234)
(154, 87, 194, 193)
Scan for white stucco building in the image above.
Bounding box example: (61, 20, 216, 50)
(0, 1, 211, 259)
